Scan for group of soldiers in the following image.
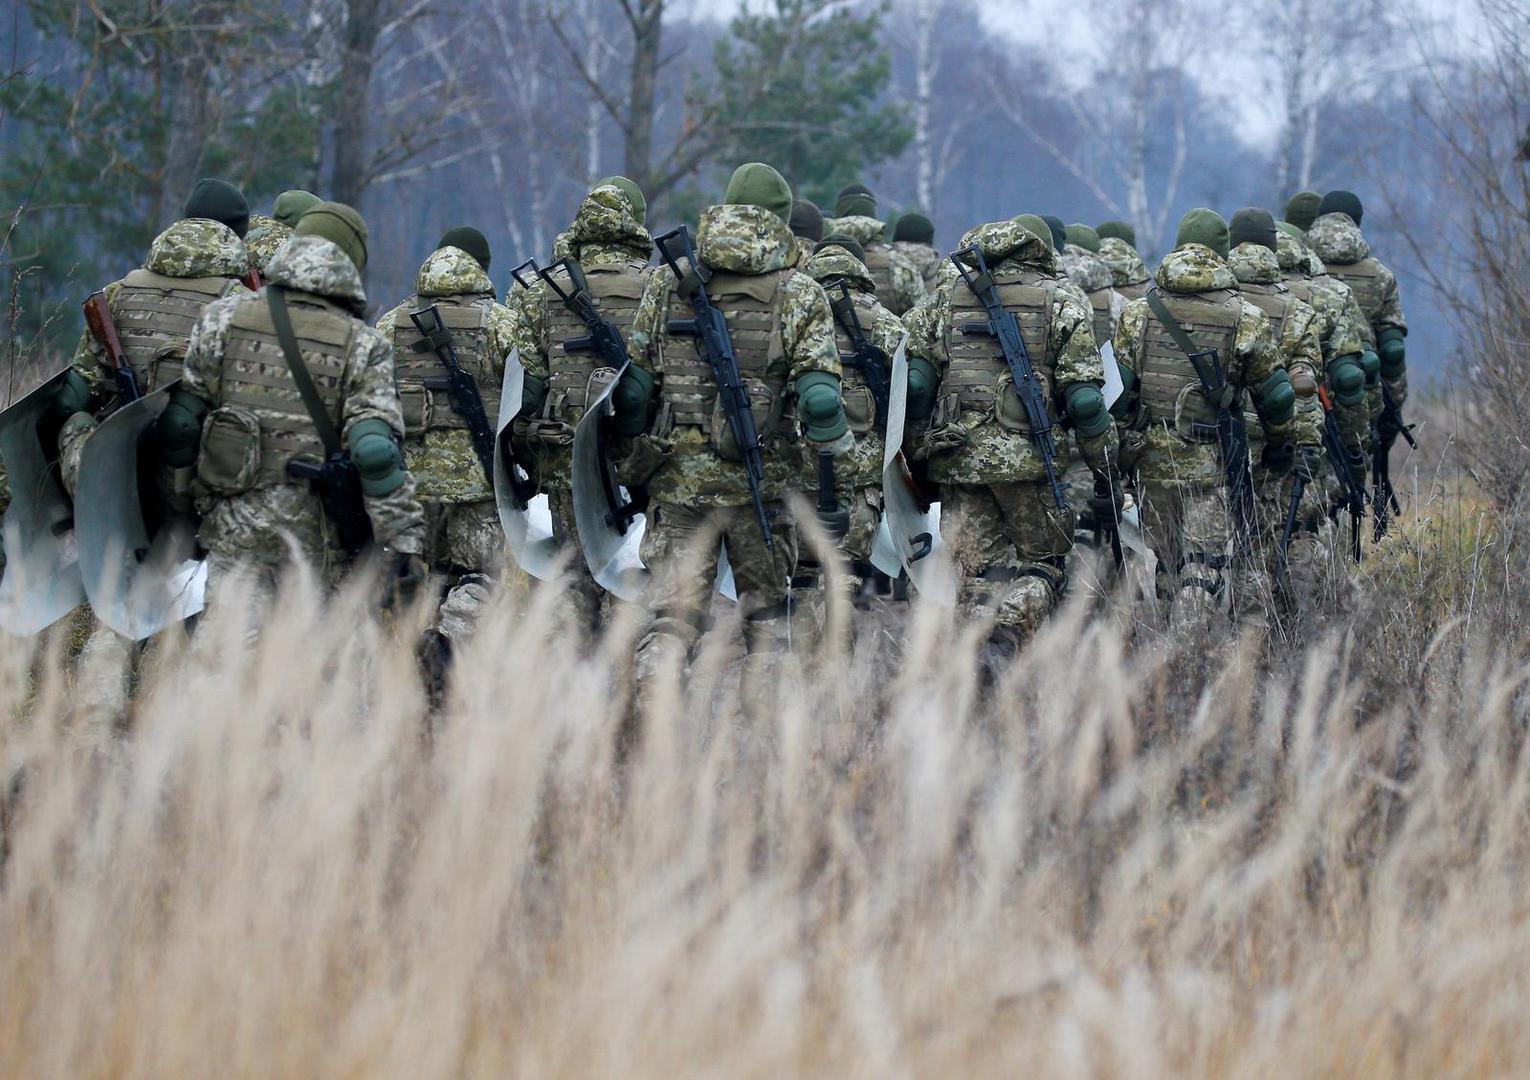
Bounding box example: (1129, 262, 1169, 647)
(0, 162, 1412, 698)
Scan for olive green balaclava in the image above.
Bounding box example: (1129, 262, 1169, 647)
(438, 226, 492, 272)
(183, 178, 250, 239)
(1229, 207, 1278, 252)
(815, 234, 866, 264)
(834, 182, 877, 219)
(724, 162, 793, 225)
(1175, 207, 1230, 259)
(893, 211, 935, 245)
(295, 201, 369, 273)
(1319, 189, 1364, 225)
(1064, 223, 1102, 253)
(596, 175, 647, 224)
(1014, 214, 1055, 252)
(272, 189, 321, 228)
(1283, 190, 1323, 231)
(1096, 220, 1136, 246)
(790, 198, 825, 242)
(1040, 215, 1068, 253)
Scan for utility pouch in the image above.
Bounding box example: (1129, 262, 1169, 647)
(922, 391, 968, 455)
(397, 384, 434, 436)
(994, 371, 1030, 433)
(150, 343, 189, 392)
(711, 377, 782, 462)
(843, 382, 875, 435)
(617, 432, 673, 488)
(197, 405, 262, 495)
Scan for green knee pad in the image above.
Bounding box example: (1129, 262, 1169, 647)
(1062, 382, 1110, 438)
(795, 371, 848, 442)
(1327, 354, 1366, 408)
(1358, 348, 1380, 386)
(156, 388, 210, 467)
(1377, 327, 1406, 378)
(613, 364, 656, 436)
(1253, 369, 1296, 425)
(519, 373, 548, 417)
(348, 418, 406, 496)
(49, 370, 93, 422)
(906, 357, 939, 422)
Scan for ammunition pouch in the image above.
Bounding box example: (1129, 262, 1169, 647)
(616, 431, 673, 489)
(1173, 385, 1222, 443)
(713, 378, 784, 462)
(196, 405, 263, 496)
(842, 381, 875, 435)
(921, 391, 969, 457)
(397, 383, 433, 436)
(993, 371, 1033, 433)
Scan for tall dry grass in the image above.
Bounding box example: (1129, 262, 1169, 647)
(3, 439, 1529, 1077)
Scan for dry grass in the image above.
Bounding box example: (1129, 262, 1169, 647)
(2, 436, 1529, 1078)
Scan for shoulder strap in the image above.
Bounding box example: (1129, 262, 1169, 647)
(268, 287, 343, 455)
(1145, 288, 1203, 357)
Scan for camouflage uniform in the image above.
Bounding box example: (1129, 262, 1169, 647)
(1098, 237, 1150, 302)
(905, 221, 1114, 639)
(823, 215, 926, 316)
(244, 215, 292, 276)
(376, 246, 516, 641)
(626, 202, 840, 666)
(792, 242, 906, 642)
(891, 239, 943, 293)
(1307, 212, 1409, 418)
(1276, 230, 1370, 449)
(1113, 244, 1311, 625)
(58, 218, 251, 496)
(183, 235, 426, 608)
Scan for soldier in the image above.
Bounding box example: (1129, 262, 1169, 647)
(824, 183, 925, 315)
(904, 216, 1117, 652)
(161, 202, 427, 611)
(890, 211, 943, 292)
(1060, 224, 1123, 349)
(244, 189, 321, 276)
(375, 225, 516, 650)
(1282, 191, 1323, 232)
(1096, 222, 1150, 302)
(789, 198, 824, 266)
(509, 180, 654, 629)
(790, 234, 908, 644)
(1112, 209, 1315, 627)
(622, 162, 846, 682)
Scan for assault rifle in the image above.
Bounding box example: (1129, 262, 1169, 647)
(409, 304, 498, 487)
(1145, 291, 1256, 560)
(950, 245, 1069, 512)
(653, 224, 774, 551)
(1315, 384, 1366, 562)
(826, 279, 891, 434)
(1372, 384, 1417, 542)
(82, 292, 143, 405)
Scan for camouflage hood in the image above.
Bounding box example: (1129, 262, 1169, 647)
(569, 183, 654, 263)
(145, 217, 249, 279)
(804, 245, 876, 294)
(696, 203, 796, 275)
(1275, 231, 1309, 273)
(826, 214, 890, 248)
(1155, 244, 1236, 294)
(1307, 212, 1370, 265)
(954, 219, 1057, 274)
(414, 245, 494, 298)
(1228, 241, 1281, 285)
(1098, 236, 1149, 287)
(1059, 244, 1113, 292)
(264, 234, 367, 311)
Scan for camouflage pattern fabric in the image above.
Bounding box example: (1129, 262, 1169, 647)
(1275, 230, 1371, 450)
(59, 218, 251, 495)
(891, 239, 944, 292)
(1137, 481, 1237, 627)
(627, 202, 840, 509)
(1228, 242, 1325, 453)
(941, 481, 1072, 635)
(183, 235, 426, 588)
(244, 215, 293, 275)
(420, 499, 504, 641)
(1307, 211, 1408, 412)
(1058, 244, 1114, 293)
(1099, 237, 1150, 291)
(824, 214, 926, 315)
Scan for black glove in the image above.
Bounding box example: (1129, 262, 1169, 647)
(385, 552, 429, 610)
(1088, 477, 1125, 526)
(1259, 440, 1295, 475)
(1294, 445, 1322, 485)
(1375, 410, 1403, 447)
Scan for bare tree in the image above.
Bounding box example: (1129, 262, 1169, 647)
(890, 0, 965, 212)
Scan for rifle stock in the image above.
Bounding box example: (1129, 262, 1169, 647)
(82, 291, 143, 404)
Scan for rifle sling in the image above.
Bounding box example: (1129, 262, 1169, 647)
(267, 286, 344, 457)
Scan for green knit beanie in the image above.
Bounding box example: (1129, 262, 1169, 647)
(1064, 223, 1101, 253)
(596, 175, 647, 223)
(272, 189, 321, 228)
(1319, 189, 1364, 225)
(790, 198, 824, 241)
(1040, 215, 1067, 253)
(295, 201, 369, 273)
(183, 178, 250, 238)
(834, 182, 877, 219)
(1014, 214, 1055, 252)
(438, 226, 491, 272)
(893, 211, 934, 244)
(1228, 207, 1277, 252)
(1175, 208, 1230, 259)
(1283, 190, 1323, 231)
(724, 162, 793, 225)
(1096, 220, 1136, 246)
(815, 234, 866, 264)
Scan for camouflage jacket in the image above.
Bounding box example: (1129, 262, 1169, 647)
(1228, 243, 1324, 449)
(244, 215, 293, 275)
(905, 220, 1106, 486)
(824, 214, 926, 316)
(891, 239, 944, 292)
(184, 236, 426, 563)
(376, 247, 517, 505)
(1306, 213, 1406, 336)
(628, 202, 840, 507)
(1058, 244, 1113, 293)
(802, 243, 907, 492)
(1114, 244, 1305, 486)
(1275, 232, 1371, 449)
(1098, 237, 1150, 293)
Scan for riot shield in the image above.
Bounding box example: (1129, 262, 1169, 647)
(570, 361, 649, 601)
(0, 370, 86, 635)
(494, 349, 561, 579)
(75, 382, 206, 640)
(879, 335, 945, 595)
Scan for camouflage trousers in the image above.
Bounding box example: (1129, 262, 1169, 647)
(203, 550, 348, 631)
(545, 481, 606, 631)
(1138, 479, 1248, 627)
(939, 481, 1072, 637)
(789, 485, 883, 653)
(1246, 465, 1345, 625)
(421, 498, 503, 642)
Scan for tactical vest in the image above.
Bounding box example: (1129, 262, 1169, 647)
(112, 268, 235, 390)
(220, 292, 356, 486)
(390, 292, 499, 437)
(941, 267, 1057, 432)
(542, 257, 648, 424)
(659, 267, 793, 430)
(831, 289, 885, 436)
(1137, 288, 1242, 438)
(1322, 260, 1382, 325)
(1234, 281, 1293, 345)
(863, 244, 896, 305)
(1088, 288, 1115, 348)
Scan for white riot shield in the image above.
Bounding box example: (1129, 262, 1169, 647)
(0, 370, 86, 635)
(879, 335, 944, 594)
(494, 349, 560, 579)
(75, 382, 206, 640)
(570, 362, 649, 601)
